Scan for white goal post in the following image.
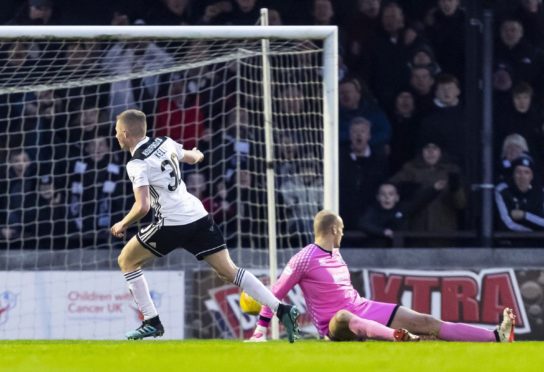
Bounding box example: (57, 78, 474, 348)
(0, 24, 338, 340)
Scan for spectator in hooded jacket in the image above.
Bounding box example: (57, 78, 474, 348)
(495, 155, 544, 232)
(389, 139, 466, 236)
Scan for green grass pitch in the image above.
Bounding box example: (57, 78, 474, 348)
(1, 340, 543, 372)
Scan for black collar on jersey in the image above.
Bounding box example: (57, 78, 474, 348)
(314, 243, 333, 255)
(131, 137, 167, 161)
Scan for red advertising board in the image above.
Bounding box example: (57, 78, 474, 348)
(190, 268, 544, 340)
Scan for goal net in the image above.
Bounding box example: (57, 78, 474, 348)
(0, 25, 337, 339)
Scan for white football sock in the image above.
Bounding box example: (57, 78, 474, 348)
(124, 269, 159, 320)
(234, 268, 280, 312)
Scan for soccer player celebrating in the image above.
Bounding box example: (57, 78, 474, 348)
(248, 210, 515, 343)
(111, 109, 299, 341)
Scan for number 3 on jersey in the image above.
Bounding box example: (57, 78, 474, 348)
(161, 153, 181, 191)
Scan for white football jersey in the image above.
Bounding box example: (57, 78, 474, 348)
(126, 136, 208, 226)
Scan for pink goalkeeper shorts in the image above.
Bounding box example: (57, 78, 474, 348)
(352, 300, 399, 327)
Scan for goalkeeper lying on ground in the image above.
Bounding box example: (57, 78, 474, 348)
(248, 210, 515, 343)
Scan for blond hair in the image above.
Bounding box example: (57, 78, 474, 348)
(314, 210, 340, 237)
(501, 133, 529, 157)
(117, 109, 147, 137)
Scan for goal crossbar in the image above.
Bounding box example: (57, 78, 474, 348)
(0, 25, 337, 40)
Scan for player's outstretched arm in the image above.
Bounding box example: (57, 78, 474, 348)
(181, 147, 204, 165)
(111, 186, 151, 238)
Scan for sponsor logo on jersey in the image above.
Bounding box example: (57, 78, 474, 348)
(142, 138, 164, 157)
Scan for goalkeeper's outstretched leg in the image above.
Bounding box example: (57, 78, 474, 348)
(327, 310, 419, 342)
(389, 306, 516, 342)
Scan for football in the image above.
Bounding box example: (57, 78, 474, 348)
(239, 291, 262, 315)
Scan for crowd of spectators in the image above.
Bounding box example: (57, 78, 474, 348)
(1, 0, 544, 249)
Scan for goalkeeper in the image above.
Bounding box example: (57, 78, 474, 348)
(248, 210, 515, 343)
